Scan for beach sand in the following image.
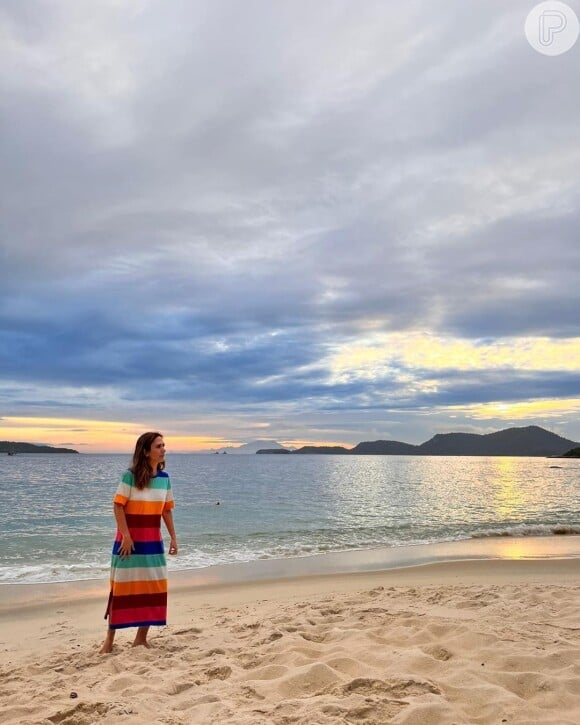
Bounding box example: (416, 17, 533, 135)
(1, 540, 579, 724)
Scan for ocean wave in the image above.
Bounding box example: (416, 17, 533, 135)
(0, 561, 109, 584)
(471, 524, 580, 538)
(3, 525, 579, 584)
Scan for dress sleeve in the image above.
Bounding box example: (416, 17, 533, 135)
(113, 470, 133, 506)
(163, 477, 175, 511)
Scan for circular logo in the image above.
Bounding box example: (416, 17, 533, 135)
(525, 1, 579, 55)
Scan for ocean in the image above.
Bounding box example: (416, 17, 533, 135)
(1, 453, 579, 584)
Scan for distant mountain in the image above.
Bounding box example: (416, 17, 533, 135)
(350, 440, 418, 455)
(0, 441, 79, 454)
(287, 426, 578, 457)
(256, 448, 291, 454)
(562, 446, 580, 458)
(211, 440, 288, 454)
(293, 445, 350, 454)
(416, 426, 578, 457)
(416, 432, 488, 456)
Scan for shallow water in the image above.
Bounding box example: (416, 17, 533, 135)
(1, 453, 578, 583)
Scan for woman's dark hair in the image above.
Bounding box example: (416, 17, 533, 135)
(130, 431, 165, 490)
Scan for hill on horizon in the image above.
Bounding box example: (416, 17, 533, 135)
(260, 426, 578, 457)
(0, 441, 79, 454)
(562, 446, 580, 458)
(415, 425, 577, 457)
(209, 440, 289, 455)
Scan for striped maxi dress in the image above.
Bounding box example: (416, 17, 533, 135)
(104, 469, 175, 629)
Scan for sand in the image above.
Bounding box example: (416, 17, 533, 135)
(1, 545, 579, 724)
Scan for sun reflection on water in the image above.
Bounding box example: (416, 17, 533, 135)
(492, 536, 565, 560)
(489, 457, 526, 519)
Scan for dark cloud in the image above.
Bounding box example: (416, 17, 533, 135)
(408, 370, 580, 407)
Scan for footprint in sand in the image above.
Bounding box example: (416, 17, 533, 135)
(356, 606, 390, 622)
(48, 702, 113, 724)
(276, 662, 343, 698)
(232, 621, 261, 633)
(245, 663, 288, 681)
(318, 607, 344, 616)
(341, 676, 441, 698)
(237, 654, 264, 670)
(421, 644, 453, 661)
(202, 647, 226, 657)
(173, 627, 202, 635)
(366, 586, 385, 598)
(106, 674, 143, 693)
(239, 685, 265, 700)
(204, 665, 232, 680)
(342, 700, 408, 722)
(167, 680, 195, 695)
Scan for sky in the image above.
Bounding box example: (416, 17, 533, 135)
(1, 0, 579, 453)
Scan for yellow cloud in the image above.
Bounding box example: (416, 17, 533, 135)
(0, 417, 227, 453)
(0, 417, 141, 452)
(328, 333, 580, 380)
(453, 398, 580, 420)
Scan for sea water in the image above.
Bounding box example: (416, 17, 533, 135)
(1, 453, 578, 583)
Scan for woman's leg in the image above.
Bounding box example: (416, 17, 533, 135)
(132, 626, 150, 648)
(99, 628, 116, 654)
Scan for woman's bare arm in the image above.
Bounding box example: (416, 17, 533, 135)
(162, 509, 178, 555)
(114, 503, 134, 557)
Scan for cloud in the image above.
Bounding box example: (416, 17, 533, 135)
(0, 0, 579, 448)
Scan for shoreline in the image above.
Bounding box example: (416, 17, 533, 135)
(2, 555, 579, 659)
(2, 534, 579, 612)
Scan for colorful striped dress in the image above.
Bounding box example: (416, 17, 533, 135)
(105, 469, 175, 629)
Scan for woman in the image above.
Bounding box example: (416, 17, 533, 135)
(100, 432, 178, 653)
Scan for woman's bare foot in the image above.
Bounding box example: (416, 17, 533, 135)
(132, 625, 151, 648)
(99, 631, 115, 654)
(131, 638, 151, 648)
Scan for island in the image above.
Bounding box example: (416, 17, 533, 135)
(561, 446, 580, 458)
(1, 441, 79, 454)
(254, 426, 579, 457)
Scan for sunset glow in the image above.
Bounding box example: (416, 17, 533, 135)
(0, 417, 230, 453)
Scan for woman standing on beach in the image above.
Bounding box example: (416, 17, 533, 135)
(100, 432, 178, 654)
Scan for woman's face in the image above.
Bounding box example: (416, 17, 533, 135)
(147, 436, 165, 467)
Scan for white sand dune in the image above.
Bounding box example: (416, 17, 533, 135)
(1, 557, 579, 724)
